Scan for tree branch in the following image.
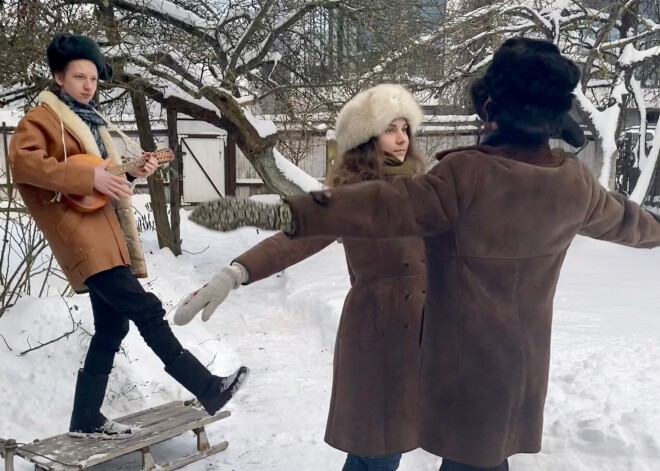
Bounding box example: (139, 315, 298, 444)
(227, 0, 275, 71)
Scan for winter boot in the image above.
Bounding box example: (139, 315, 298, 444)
(164, 350, 250, 415)
(68, 369, 133, 440)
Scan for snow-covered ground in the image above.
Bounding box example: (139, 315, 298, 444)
(1, 204, 660, 470)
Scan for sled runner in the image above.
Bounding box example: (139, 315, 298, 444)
(2, 401, 230, 470)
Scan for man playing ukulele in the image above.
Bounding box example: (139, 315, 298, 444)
(9, 33, 248, 439)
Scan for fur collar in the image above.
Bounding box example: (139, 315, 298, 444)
(435, 143, 569, 167)
(37, 90, 121, 165)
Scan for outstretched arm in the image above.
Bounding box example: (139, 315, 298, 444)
(580, 165, 660, 247)
(174, 232, 334, 325)
(189, 156, 474, 240)
(233, 232, 335, 284)
(284, 169, 464, 240)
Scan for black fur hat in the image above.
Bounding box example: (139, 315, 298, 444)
(46, 33, 113, 81)
(470, 75, 585, 148)
(472, 37, 584, 146)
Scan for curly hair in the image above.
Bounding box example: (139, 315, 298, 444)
(472, 37, 580, 135)
(327, 128, 425, 187)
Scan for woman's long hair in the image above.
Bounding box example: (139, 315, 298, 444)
(327, 127, 425, 187)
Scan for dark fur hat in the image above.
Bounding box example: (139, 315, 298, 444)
(470, 75, 585, 148)
(46, 33, 113, 81)
(471, 37, 584, 146)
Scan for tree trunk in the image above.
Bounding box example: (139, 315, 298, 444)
(122, 75, 308, 197)
(166, 108, 182, 255)
(130, 90, 178, 253)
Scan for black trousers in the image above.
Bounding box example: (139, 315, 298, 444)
(440, 459, 509, 471)
(82, 266, 183, 375)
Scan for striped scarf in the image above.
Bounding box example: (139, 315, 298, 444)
(52, 88, 108, 159)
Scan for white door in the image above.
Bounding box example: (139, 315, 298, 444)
(182, 137, 225, 203)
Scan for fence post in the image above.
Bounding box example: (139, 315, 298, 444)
(325, 130, 337, 183)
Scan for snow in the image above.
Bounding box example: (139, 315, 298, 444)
(1, 198, 660, 470)
(425, 114, 479, 123)
(157, 81, 223, 123)
(235, 95, 255, 105)
(0, 109, 23, 127)
(243, 108, 278, 138)
(123, 0, 212, 29)
(619, 44, 660, 66)
(573, 85, 621, 187)
(630, 125, 660, 204)
(273, 149, 325, 192)
(630, 77, 647, 170)
(501, 5, 553, 32)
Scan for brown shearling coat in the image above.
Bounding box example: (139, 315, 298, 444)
(9, 91, 132, 291)
(284, 144, 660, 467)
(234, 232, 426, 456)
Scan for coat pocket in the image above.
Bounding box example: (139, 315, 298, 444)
(56, 208, 84, 244)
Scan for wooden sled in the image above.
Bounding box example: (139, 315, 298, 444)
(2, 401, 231, 471)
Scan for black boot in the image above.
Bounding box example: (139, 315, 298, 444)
(165, 350, 250, 415)
(68, 369, 133, 440)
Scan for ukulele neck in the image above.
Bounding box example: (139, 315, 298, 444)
(107, 156, 147, 176)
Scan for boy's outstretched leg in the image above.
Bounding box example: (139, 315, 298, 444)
(165, 350, 250, 415)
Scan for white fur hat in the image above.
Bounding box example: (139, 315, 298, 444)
(335, 84, 424, 156)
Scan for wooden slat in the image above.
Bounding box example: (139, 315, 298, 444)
(120, 402, 197, 429)
(157, 441, 228, 471)
(113, 401, 182, 423)
(15, 402, 231, 470)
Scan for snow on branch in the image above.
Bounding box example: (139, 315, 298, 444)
(233, 0, 342, 75)
(273, 149, 324, 192)
(244, 108, 277, 138)
(630, 120, 660, 204)
(619, 44, 660, 66)
(121, 0, 213, 29)
(500, 5, 553, 37)
(599, 27, 660, 51)
(573, 84, 623, 187)
(227, 0, 275, 70)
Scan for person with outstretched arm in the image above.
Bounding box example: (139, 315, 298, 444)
(186, 38, 660, 470)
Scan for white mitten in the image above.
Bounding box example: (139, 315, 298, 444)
(174, 263, 248, 325)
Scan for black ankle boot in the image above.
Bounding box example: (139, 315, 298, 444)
(164, 350, 250, 415)
(68, 369, 133, 439)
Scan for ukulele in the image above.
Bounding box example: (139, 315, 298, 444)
(62, 149, 175, 213)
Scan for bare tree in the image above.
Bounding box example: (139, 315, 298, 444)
(0, 125, 71, 319)
(1, 0, 448, 195)
(428, 1, 660, 199)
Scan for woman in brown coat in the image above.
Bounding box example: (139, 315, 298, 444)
(175, 84, 427, 470)
(188, 39, 660, 470)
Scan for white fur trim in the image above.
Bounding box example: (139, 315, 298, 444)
(97, 126, 122, 166)
(37, 91, 121, 165)
(335, 84, 424, 156)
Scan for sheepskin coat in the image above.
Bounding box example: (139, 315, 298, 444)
(283, 143, 660, 467)
(234, 231, 426, 456)
(9, 90, 137, 291)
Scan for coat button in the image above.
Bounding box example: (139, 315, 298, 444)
(404, 323, 411, 330)
(404, 262, 409, 268)
(404, 293, 412, 300)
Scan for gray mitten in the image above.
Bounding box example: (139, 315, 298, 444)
(174, 264, 248, 325)
(189, 197, 296, 233)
